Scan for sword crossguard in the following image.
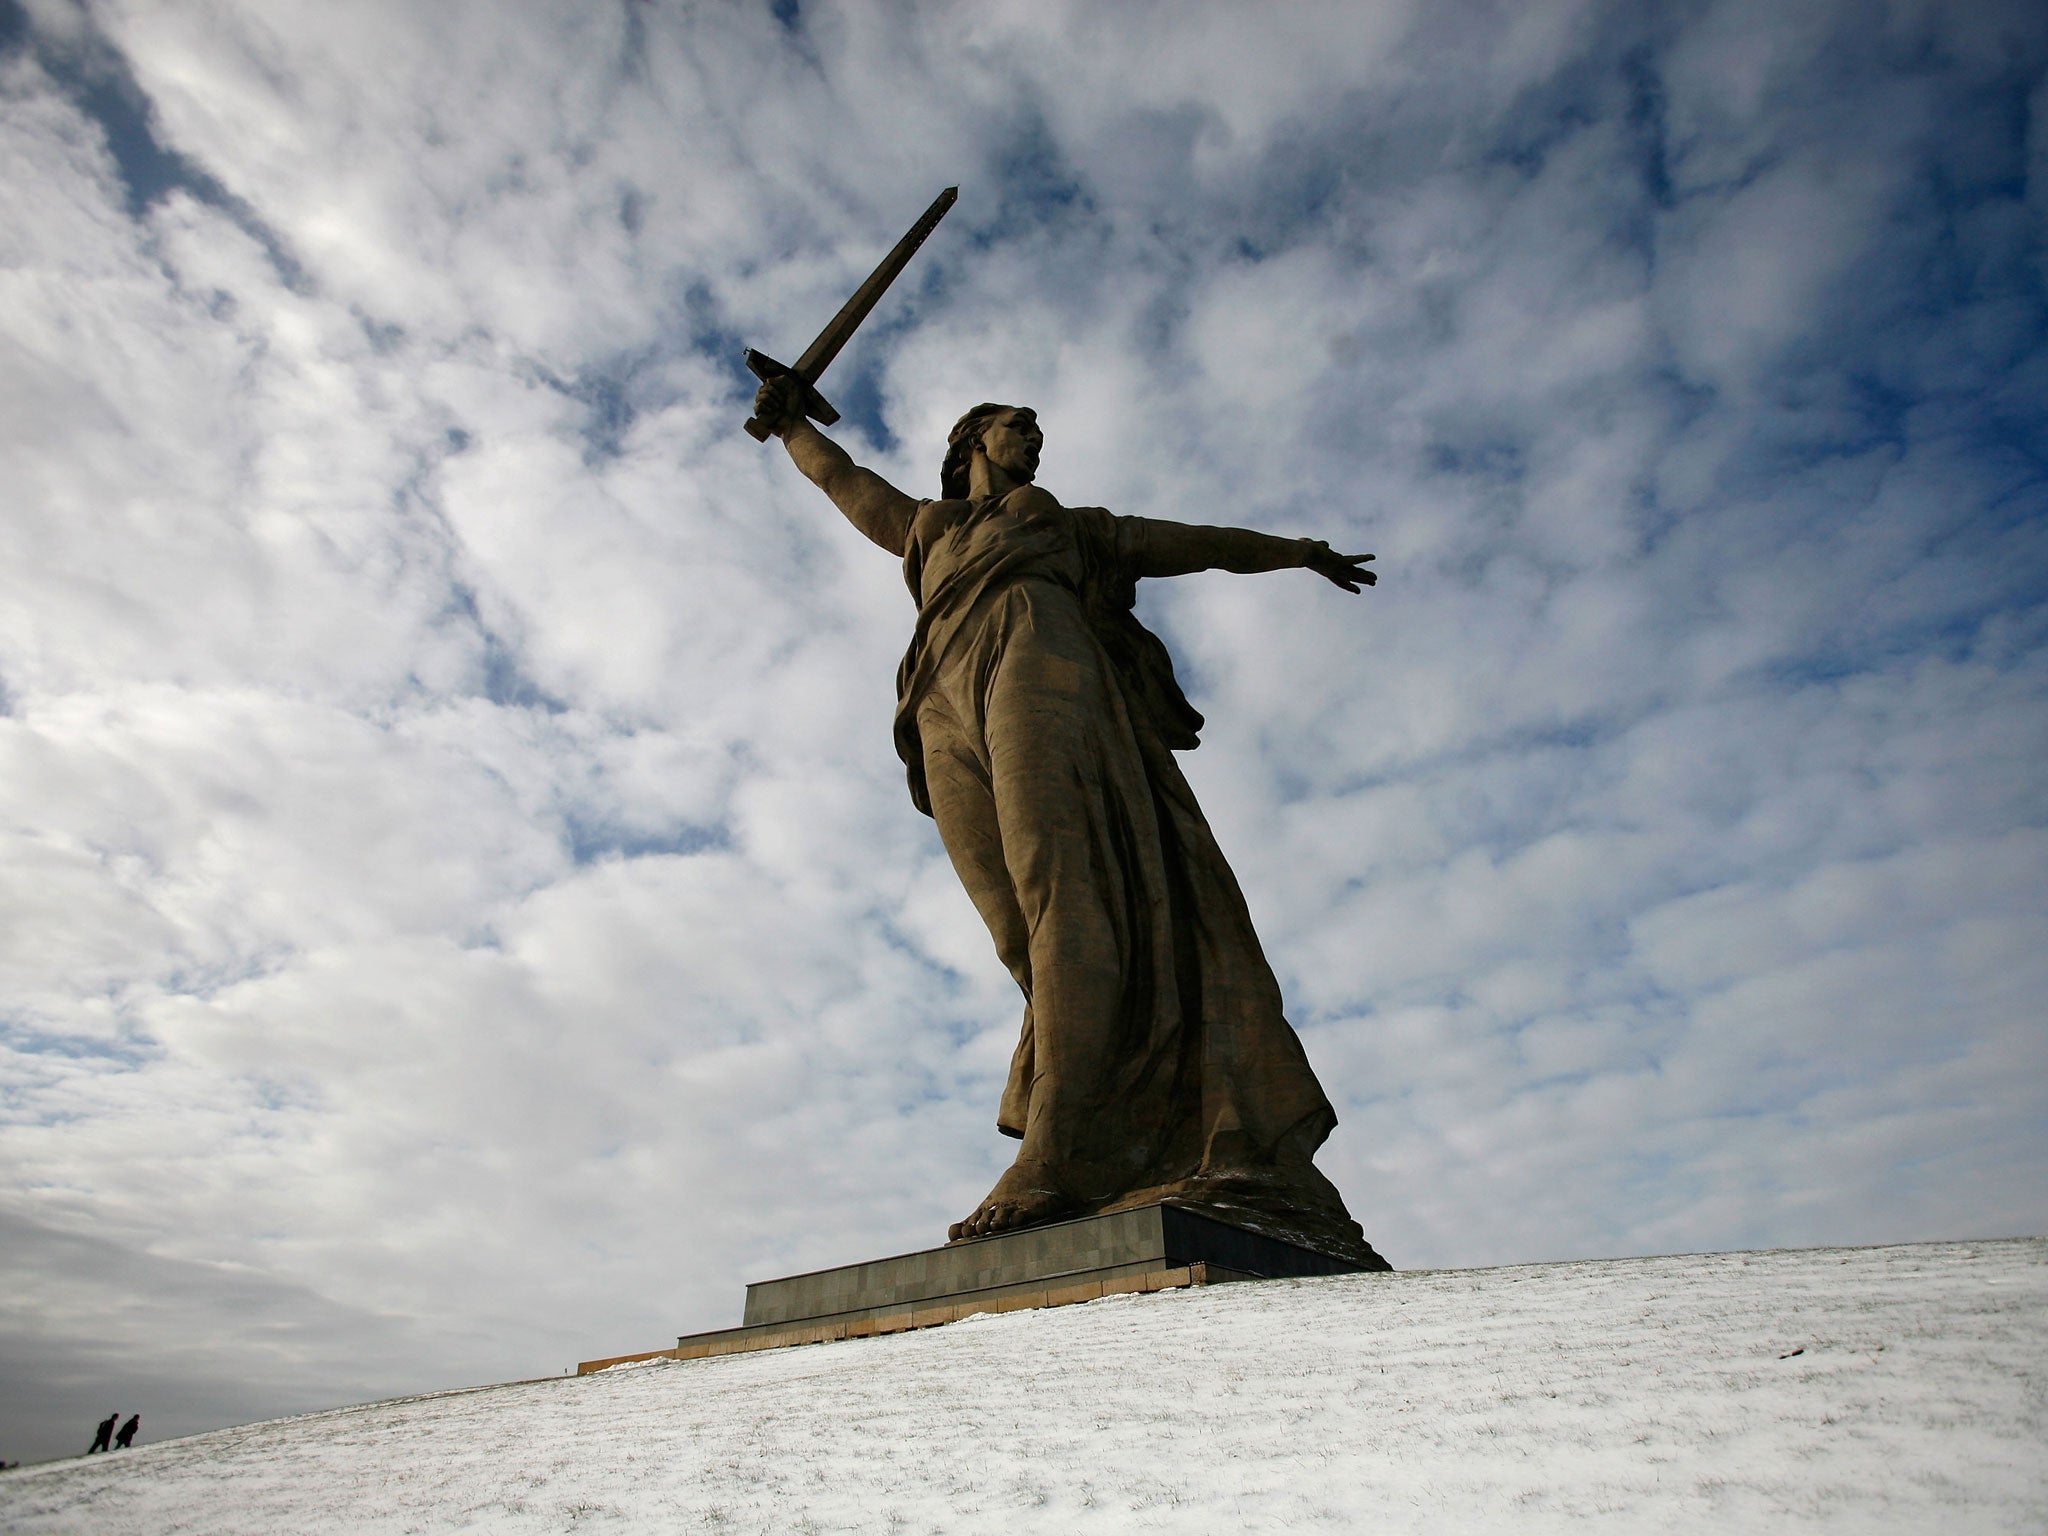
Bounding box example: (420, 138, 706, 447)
(743, 350, 841, 442)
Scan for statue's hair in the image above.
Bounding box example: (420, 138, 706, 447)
(940, 402, 1015, 500)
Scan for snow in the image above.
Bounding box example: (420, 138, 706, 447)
(3, 1239, 2041, 1534)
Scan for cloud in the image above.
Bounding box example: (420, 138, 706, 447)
(2, 0, 2044, 1466)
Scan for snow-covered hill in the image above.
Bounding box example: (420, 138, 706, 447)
(2, 1239, 2041, 1534)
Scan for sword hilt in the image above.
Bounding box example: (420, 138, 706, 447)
(743, 349, 841, 442)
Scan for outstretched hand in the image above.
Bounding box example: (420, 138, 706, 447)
(1302, 540, 1377, 592)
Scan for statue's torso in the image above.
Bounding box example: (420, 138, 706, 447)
(904, 485, 1090, 619)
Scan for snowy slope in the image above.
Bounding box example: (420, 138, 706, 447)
(2, 1239, 2042, 1535)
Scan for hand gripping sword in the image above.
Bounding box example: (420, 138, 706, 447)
(743, 186, 958, 442)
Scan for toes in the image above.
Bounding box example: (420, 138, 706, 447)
(952, 1204, 998, 1241)
(953, 1183, 1065, 1243)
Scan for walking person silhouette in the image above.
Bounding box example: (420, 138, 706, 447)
(87, 1412, 117, 1454)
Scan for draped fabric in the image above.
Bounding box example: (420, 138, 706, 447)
(891, 486, 1339, 1208)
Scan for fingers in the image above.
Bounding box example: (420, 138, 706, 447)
(1307, 546, 1377, 592)
(752, 377, 802, 435)
(1306, 546, 1374, 571)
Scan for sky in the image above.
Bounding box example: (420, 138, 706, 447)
(1, 0, 2043, 1467)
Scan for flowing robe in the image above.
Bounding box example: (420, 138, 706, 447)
(891, 485, 1360, 1236)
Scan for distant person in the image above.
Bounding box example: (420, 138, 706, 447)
(88, 1412, 118, 1453)
(113, 1415, 139, 1450)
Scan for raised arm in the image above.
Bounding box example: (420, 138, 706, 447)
(753, 377, 918, 556)
(1135, 518, 1377, 593)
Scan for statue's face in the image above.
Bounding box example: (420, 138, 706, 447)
(977, 407, 1041, 483)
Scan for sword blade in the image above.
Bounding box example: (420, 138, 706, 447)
(790, 185, 957, 383)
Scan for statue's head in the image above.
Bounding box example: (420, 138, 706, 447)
(942, 403, 1040, 499)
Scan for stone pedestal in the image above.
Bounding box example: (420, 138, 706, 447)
(576, 1203, 1387, 1374)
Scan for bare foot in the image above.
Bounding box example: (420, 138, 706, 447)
(948, 1160, 1079, 1242)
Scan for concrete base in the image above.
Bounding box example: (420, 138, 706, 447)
(577, 1203, 1380, 1374)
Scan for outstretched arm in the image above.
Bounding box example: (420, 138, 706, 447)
(753, 377, 917, 556)
(1135, 518, 1377, 593)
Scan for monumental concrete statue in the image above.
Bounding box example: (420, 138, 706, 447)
(747, 191, 1387, 1269)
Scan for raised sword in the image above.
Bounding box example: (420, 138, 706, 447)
(743, 185, 958, 442)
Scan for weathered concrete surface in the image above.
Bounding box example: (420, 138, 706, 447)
(747, 1203, 1370, 1326)
(577, 1203, 1383, 1374)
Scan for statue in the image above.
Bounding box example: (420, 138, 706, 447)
(753, 382, 1386, 1267)
(744, 189, 1386, 1267)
